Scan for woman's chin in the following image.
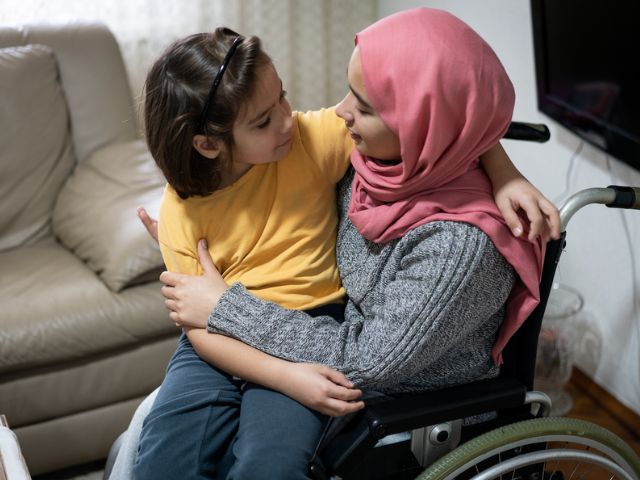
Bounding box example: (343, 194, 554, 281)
(354, 143, 368, 156)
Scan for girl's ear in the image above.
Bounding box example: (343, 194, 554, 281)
(192, 135, 223, 159)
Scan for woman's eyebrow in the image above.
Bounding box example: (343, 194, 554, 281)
(349, 84, 373, 110)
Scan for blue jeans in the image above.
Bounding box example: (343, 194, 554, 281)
(133, 305, 343, 480)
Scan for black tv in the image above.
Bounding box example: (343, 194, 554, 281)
(530, 0, 640, 170)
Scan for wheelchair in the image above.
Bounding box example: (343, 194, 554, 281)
(105, 123, 640, 480)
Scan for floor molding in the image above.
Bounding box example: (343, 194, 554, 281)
(570, 367, 640, 441)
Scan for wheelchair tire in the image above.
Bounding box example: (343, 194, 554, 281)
(415, 417, 640, 480)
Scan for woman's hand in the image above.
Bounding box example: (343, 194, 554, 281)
(137, 207, 159, 243)
(494, 176, 561, 242)
(280, 363, 365, 417)
(161, 239, 228, 328)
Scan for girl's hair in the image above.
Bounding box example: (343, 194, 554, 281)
(144, 28, 271, 199)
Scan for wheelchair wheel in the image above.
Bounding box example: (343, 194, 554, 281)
(416, 417, 640, 480)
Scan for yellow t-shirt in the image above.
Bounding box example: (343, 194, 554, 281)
(158, 107, 353, 310)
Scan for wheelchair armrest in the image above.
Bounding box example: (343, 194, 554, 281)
(504, 122, 550, 142)
(366, 377, 527, 438)
(313, 376, 527, 477)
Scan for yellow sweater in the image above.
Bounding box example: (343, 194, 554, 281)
(158, 108, 353, 310)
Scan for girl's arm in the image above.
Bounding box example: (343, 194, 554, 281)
(184, 328, 364, 416)
(479, 143, 560, 241)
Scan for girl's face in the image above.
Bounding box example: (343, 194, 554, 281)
(336, 47, 401, 161)
(229, 62, 293, 180)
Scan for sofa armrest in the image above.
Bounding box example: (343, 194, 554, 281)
(52, 139, 166, 292)
(0, 415, 31, 480)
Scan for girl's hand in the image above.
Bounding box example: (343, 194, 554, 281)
(480, 142, 560, 242)
(494, 177, 561, 242)
(280, 363, 365, 417)
(137, 207, 159, 243)
(161, 239, 228, 328)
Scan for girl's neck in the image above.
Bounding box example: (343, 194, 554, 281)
(219, 161, 253, 189)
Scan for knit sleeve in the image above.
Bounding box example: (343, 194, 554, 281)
(208, 222, 514, 389)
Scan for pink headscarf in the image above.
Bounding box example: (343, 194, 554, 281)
(348, 8, 544, 365)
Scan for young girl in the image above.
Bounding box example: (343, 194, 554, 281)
(130, 18, 558, 479)
(134, 28, 361, 480)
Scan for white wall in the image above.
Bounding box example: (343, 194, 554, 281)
(378, 0, 640, 414)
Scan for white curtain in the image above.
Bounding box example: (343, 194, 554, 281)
(2, 0, 377, 117)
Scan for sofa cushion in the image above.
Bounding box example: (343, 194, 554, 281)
(0, 239, 175, 374)
(0, 338, 177, 429)
(0, 45, 76, 252)
(52, 139, 166, 292)
(18, 22, 138, 164)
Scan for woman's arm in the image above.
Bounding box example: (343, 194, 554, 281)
(136, 212, 363, 416)
(479, 143, 560, 241)
(203, 222, 515, 390)
(184, 328, 364, 416)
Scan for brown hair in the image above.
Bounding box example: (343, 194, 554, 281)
(144, 28, 271, 198)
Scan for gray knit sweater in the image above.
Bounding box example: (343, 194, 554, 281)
(208, 172, 515, 393)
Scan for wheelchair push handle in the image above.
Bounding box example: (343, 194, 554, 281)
(560, 185, 640, 230)
(503, 122, 551, 143)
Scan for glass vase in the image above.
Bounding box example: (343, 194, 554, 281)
(534, 283, 584, 416)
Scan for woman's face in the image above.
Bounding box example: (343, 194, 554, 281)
(336, 47, 401, 161)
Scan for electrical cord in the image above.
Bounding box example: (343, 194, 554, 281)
(549, 141, 638, 400)
(605, 154, 640, 398)
(552, 140, 584, 206)
(553, 140, 585, 285)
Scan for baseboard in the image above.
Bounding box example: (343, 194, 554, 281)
(570, 367, 640, 435)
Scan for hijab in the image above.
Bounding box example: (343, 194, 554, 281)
(348, 8, 545, 364)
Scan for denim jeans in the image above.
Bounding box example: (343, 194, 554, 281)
(133, 304, 343, 480)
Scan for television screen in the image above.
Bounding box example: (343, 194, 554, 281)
(530, 0, 640, 170)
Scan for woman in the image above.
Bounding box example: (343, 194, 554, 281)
(112, 7, 554, 479)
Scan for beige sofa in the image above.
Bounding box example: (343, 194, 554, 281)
(0, 22, 179, 475)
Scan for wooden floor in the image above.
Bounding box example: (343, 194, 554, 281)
(564, 368, 640, 454)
